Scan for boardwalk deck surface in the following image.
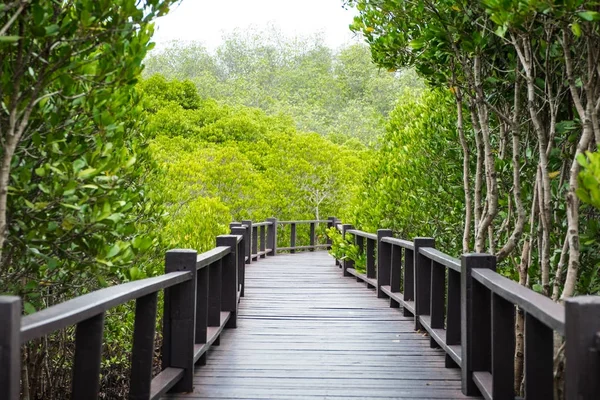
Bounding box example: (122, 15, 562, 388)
(165, 251, 474, 399)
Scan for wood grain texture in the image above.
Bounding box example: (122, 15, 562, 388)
(164, 251, 474, 399)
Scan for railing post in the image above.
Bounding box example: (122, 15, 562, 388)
(413, 237, 435, 331)
(446, 268, 461, 367)
(565, 296, 600, 399)
(430, 261, 446, 349)
(309, 222, 316, 251)
(390, 245, 402, 308)
(290, 223, 296, 254)
(335, 218, 343, 267)
(130, 292, 158, 399)
(162, 249, 197, 393)
(72, 313, 105, 399)
(252, 225, 258, 258)
(266, 217, 277, 255)
(341, 224, 354, 277)
(230, 226, 247, 297)
(195, 254, 209, 365)
(376, 229, 393, 298)
(355, 234, 364, 282)
(260, 225, 267, 258)
(461, 253, 496, 396)
(0, 296, 21, 400)
(217, 235, 239, 328)
(403, 246, 415, 317)
(242, 220, 252, 264)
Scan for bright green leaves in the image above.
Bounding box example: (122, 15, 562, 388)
(577, 11, 600, 21)
(0, 35, 20, 42)
(577, 152, 600, 209)
(351, 89, 463, 254)
(143, 36, 406, 143)
(144, 75, 369, 253)
(1, 0, 178, 307)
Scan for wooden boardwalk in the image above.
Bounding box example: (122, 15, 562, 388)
(165, 251, 473, 399)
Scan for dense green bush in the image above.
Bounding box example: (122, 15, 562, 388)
(351, 89, 464, 255)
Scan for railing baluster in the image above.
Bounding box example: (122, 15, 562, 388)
(366, 237, 376, 289)
(491, 293, 515, 399)
(376, 229, 392, 298)
(196, 260, 209, 365)
(290, 223, 296, 254)
(355, 234, 364, 282)
(162, 249, 198, 392)
(389, 244, 402, 308)
(217, 235, 239, 329)
(341, 224, 354, 276)
(267, 217, 277, 255)
(445, 269, 461, 368)
(130, 293, 158, 400)
(309, 222, 316, 251)
(461, 253, 495, 396)
(242, 220, 252, 264)
(208, 259, 223, 328)
(0, 296, 21, 400)
(565, 297, 600, 399)
(259, 225, 266, 258)
(524, 312, 553, 400)
(252, 225, 258, 258)
(429, 261, 445, 348)
(72, 313, 105, 399)
(230, 226, 246, 297)
(414, 237, 435, 330)
(403, 247, 415, 317)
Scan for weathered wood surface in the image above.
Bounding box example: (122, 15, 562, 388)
(164, 251, 474, 399)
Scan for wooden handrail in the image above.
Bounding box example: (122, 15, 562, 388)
(472, 268, 565, 333)
(0, 233, 246, 400)
(4, 216, 600, 400)
(333, 218, 600, 400)
(20, 271, 191, 342)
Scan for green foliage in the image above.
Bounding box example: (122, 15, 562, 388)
(578, 152, 600, 209)
(351, 89, 464, 255)
(325, 227, 366, 273)
(144, 28, 424, 143)
(0, 1, 175, 398)
(143, 76, 370, 263)
(0, 0, 173, 301)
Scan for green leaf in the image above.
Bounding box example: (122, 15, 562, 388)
(0, 36, 21, 42)
(73, 159, 86, 172)
(45, 24, 59, 35)
(24, 302, 37, 315)
(571, 22, 582, 37)
(106, 243, 121, 258)
(578, 11, 600, 21)
(78, 168, 97, 179)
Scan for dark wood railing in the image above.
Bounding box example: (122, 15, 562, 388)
(0, 232, 249, 400)
(0, 216, 333, 399)
(231, 217, 334, 257)
(334, 219, 600, 400)
(3, 215, 600, 399)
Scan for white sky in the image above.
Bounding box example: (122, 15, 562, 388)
(152, 0, 360, 50)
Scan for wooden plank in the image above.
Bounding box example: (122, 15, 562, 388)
(164, 251, 472, 399)
(150, 368, 184, 400)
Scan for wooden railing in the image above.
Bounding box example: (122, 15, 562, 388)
(4, 215, 599, 399)
(0, 216, 333, 399)
(0, 233, 249, 399)
(335, 219, 600, 400)
(231, 217, 334, 258)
